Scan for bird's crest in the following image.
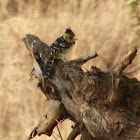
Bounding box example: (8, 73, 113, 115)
(65, 28, 75, 36)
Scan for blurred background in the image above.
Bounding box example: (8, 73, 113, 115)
(0, 0, 139, 140)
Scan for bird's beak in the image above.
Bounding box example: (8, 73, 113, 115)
(73, 36, 78, 40)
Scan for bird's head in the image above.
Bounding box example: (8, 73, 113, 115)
(63, 28, 77, 44)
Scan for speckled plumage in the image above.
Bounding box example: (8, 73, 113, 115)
(43, 28, 77, 78)
(49, 36, 74, 59)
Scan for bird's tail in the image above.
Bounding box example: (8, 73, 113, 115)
(43, 60, 55, 78)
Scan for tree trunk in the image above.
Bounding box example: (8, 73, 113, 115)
(23, 35, 140, 140)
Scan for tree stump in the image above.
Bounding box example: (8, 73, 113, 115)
(23, 34, 140, 140)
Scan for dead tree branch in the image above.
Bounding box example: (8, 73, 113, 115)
(28, 100, 67, 140)
(23, 35, 140, 140)
(68, 51, 98, 66)
(112, 47, 137, 77)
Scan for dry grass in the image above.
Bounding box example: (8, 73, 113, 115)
(0, 0, 139, 140)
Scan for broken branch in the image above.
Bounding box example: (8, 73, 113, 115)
(112, 47, 137, 76)
(28, 100, 67, 140)
(68, 51, 98, 66)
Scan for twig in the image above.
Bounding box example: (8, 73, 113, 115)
(29, 73, 35, 81)
(52, 133, 58, 140)
(29, 68, 35, 81)
(53, 131, 61, 138)
(56, 124, 63, 140)
(55, 119, 63, 140)
(29, 68, 35, 76)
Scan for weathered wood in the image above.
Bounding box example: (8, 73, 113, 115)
(112, 47, 137, 77)
(23, 35, 140, 140)
(28, 100, 67, 140)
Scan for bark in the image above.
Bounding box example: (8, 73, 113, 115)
(23, 35, 140, 140)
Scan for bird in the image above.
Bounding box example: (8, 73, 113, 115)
(43, 28, 77, 78)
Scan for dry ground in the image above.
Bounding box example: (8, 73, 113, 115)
(0, 0, 139, 140)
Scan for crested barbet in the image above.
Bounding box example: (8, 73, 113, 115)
(43, 28, 77, 78)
